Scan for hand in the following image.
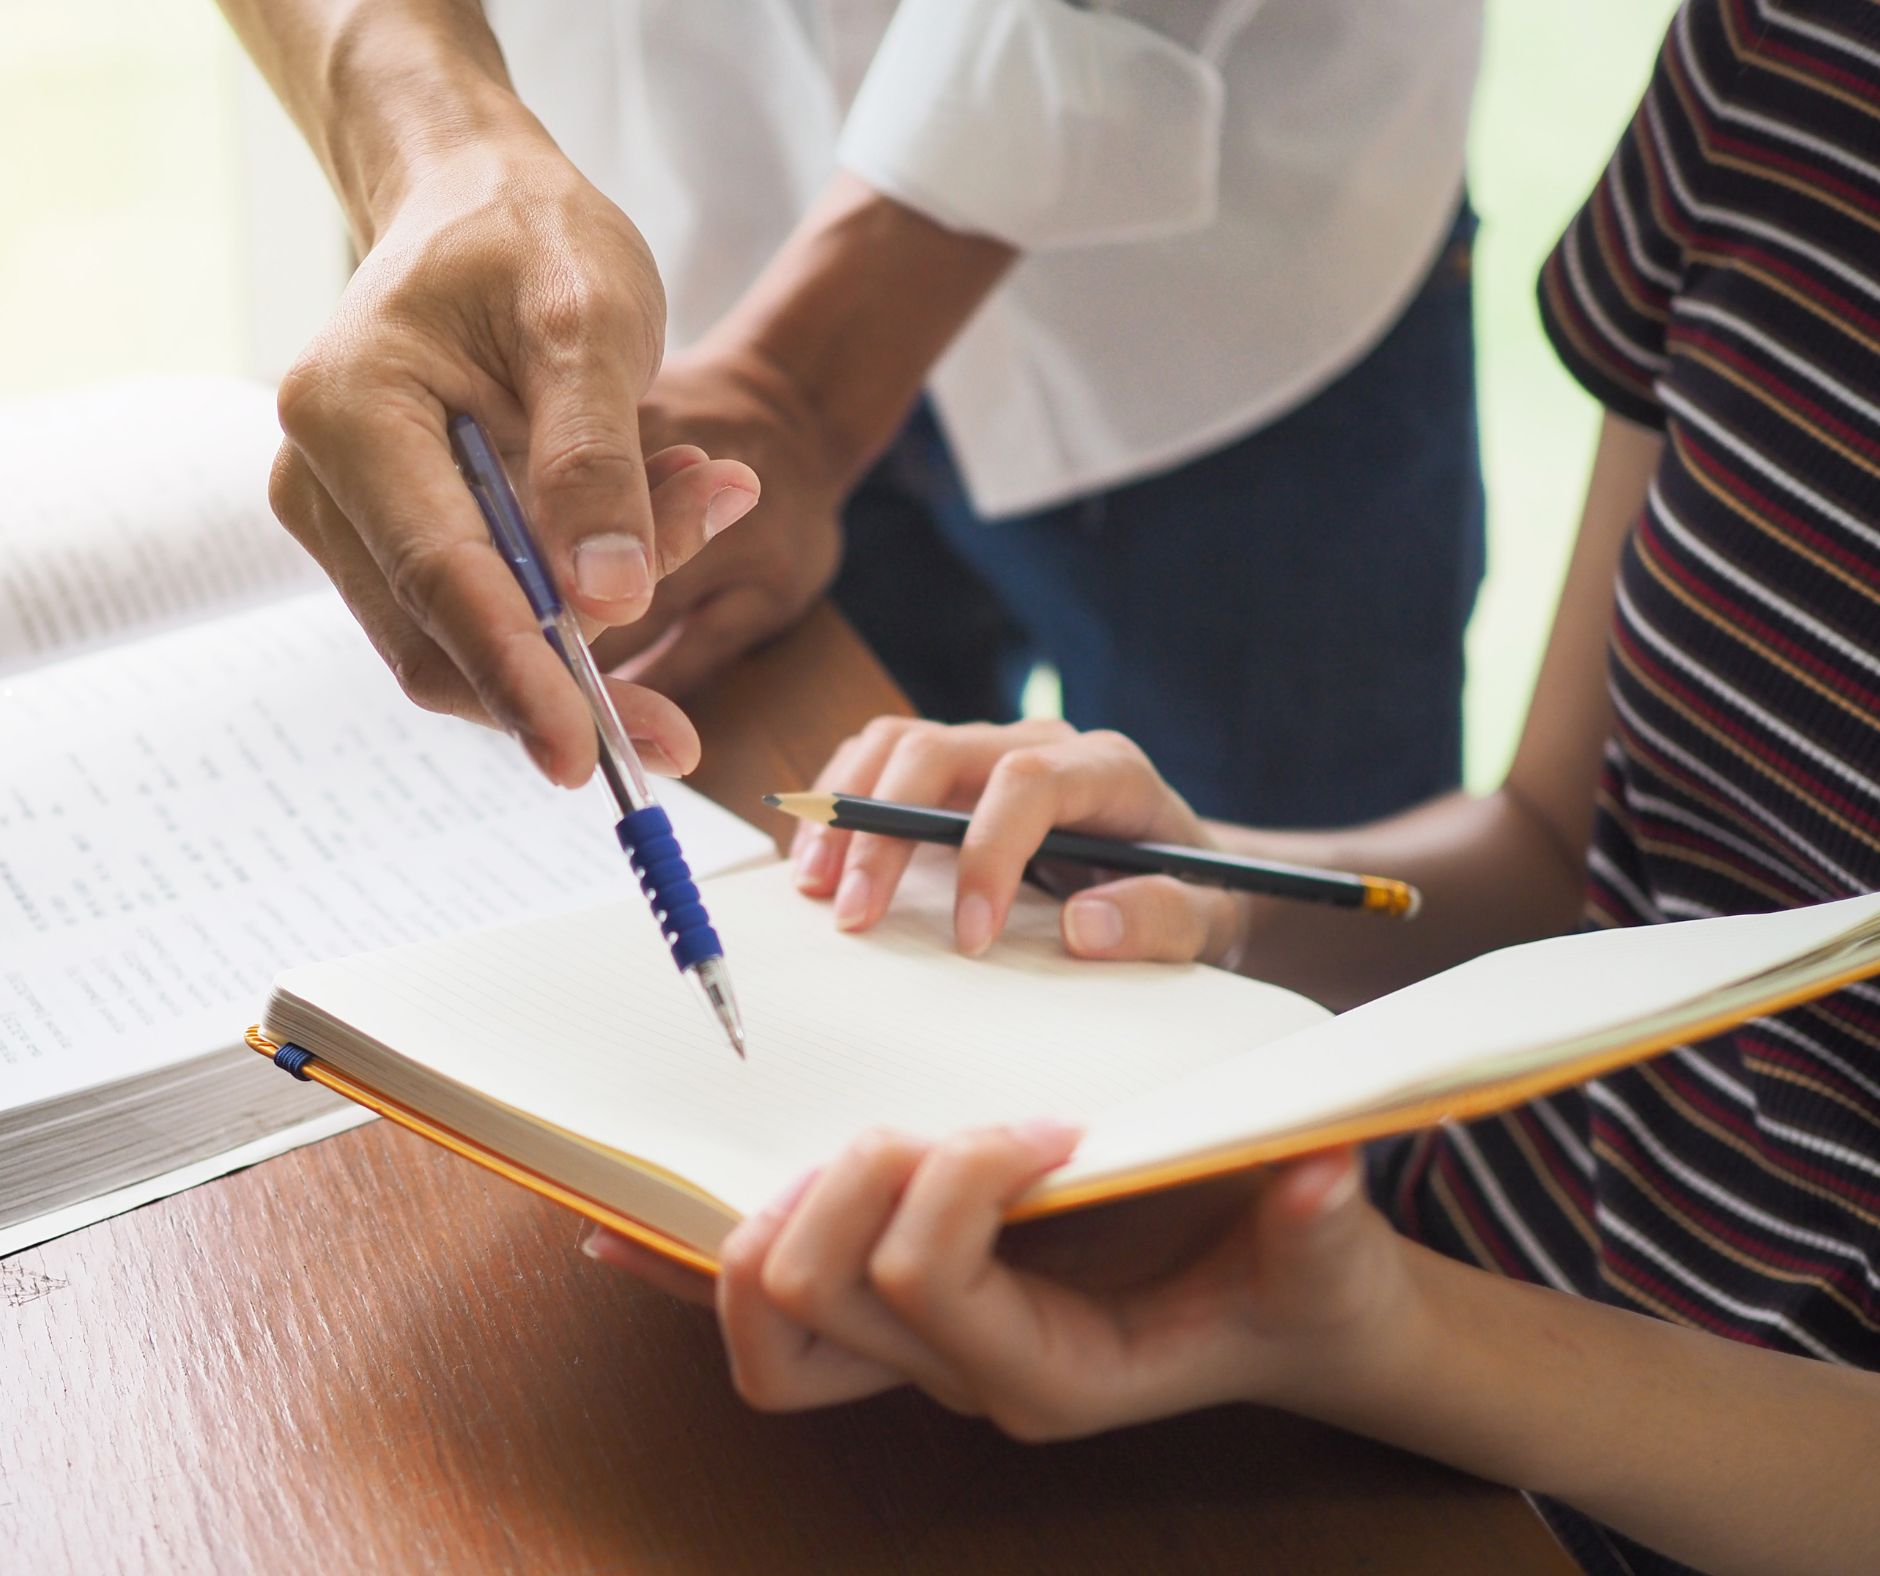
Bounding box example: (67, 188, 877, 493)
(788, 717, 1248, 964)
(270, 138, 760, 786)
(585, 1124, 1412, 1438)
(594, 344, 847, 698)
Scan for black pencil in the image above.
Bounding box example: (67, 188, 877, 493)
(763, 791, 1421, 920)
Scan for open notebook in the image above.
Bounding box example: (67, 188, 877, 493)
(260, 854, 1880, 1270)
(0, 378, 775, 1255)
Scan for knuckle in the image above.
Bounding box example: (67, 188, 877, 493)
(382, 533, 478, 631)
(522, 267, 610, 349)
(729, 1356, 792, 1413)
(479, 625, 552, 721)
(275, 357, 338, 445)
(717, 1226, 769, 1289)
(1081, 728, 1141, 763)
(531, 428, 642, 495)
(866, 1242, 932, 1314)
(888, 722, 951, 775)
(849, 1125, 916, 1174)
(993, 748, 1058, 790)
(859, 715, 915, 753)
(987, 1394, 1080, 1445)
(383, 637, 458, 716)
(756, 1257, 821, 1322)
(266, 445, 312, 533)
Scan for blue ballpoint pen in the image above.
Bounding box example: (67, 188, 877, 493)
(447, 414, 747, 1058)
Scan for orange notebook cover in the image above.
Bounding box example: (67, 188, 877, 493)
(243, 881, 1880, 1277)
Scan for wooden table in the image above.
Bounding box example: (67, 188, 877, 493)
(2, 604, 1574, 1574)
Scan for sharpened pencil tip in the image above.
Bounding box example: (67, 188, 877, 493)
(761, 794, 780, 808)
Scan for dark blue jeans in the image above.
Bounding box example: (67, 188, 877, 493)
(832, 206, 1485, 828)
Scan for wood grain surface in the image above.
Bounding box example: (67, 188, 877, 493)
(1, 603, 1575, 1575)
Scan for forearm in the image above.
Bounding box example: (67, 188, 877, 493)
(1300, 1244, 1880, 1576)
(1206, 788, 1586, 1008)
(215, 0, 543, 243)
(695, 172, 1016, 486)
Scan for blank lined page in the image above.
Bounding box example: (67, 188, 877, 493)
(1052, 891, 1880, 1195)
(268, 856, 1332, 1212)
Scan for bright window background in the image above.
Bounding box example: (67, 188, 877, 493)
(1, 0, 1679, 786)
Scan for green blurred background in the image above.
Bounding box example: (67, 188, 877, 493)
(0, 0, 1680, 789)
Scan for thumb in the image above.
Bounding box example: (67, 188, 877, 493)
(521, 352, 660, 626)
(1060, 875, 1242, 964)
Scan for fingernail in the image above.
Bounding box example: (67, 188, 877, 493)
(704, 486, 758, 540)
(795, 836, 838, 892)
(833, 867, 872, 930)
(764, 1166, 820, 1218)
(573, 533, 650, 605)
(633, 738, 678, 777)
(956, 892, 994, 957)
(1064, 897, 1124, 954)
(1317, 1158, 1363, 1216)
(1012, 1118, 1083, 1154)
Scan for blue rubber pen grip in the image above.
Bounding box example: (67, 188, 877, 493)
(616, 804, 724, 972)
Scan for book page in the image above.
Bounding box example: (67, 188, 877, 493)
(0, 376, 325, 675)
(0, 591, 775, 1112)
(1052, 891, 1880, 1193)
(266, 856, 1334, 1214)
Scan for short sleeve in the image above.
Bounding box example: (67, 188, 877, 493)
(1537, 83, 1687, 430)
(837, 0, 1229, 251)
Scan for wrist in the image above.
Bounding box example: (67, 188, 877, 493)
(1249, 1216, 1439, 1426)
(320, 9, 550, 247)
(704, 173, 1014, 481)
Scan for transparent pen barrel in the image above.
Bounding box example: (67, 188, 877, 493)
(544, 608, 652, 812)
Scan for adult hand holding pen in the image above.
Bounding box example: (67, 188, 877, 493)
(220, 2, 759, 787)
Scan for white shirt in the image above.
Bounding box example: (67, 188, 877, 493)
(483, 0, 1482, 518)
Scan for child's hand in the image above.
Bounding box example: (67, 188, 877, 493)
(631, 1123, 1414, 1435)
(791, 718, 1246, 964)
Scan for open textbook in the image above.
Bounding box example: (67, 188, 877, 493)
(260, 851, 1880, 1270)
(0, 378, 773, 1255)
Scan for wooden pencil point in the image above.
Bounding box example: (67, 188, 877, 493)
(763, 791, 839, 825)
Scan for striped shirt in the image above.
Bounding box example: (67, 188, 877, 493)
(1370, 5, 1880, 1571)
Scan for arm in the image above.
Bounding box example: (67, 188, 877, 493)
(600, 0, 1244, 695)
(647, 1125, 1880, 1576)
(1310, 1235, 1880, 1576)
(217, 0, 759, 782)
(596, 174, 1015, 695)
(1198, 412, 1662, 1002)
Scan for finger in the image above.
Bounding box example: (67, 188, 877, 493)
(1060, 875, 1243, 965)
(864, 1122, 1092, 1415)
(278, 378, 597, 786)
(514, 314, 661, 627)
(715, 1178, 907, 1411)
(641, 455, 760, 579)
(642, 444, 709, 488)
(952, 732, 1171, 956)
(790, 718, 927, 896)
(603, 677, 702, 778)
(748, 1134, 980, 1407)
(628, 582, 776, 700)
(580, 1226, 715, 1306)
(272, 441, 552, 752)
(791, 719, 1063, 894)
(822, 720, 1079, 935)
